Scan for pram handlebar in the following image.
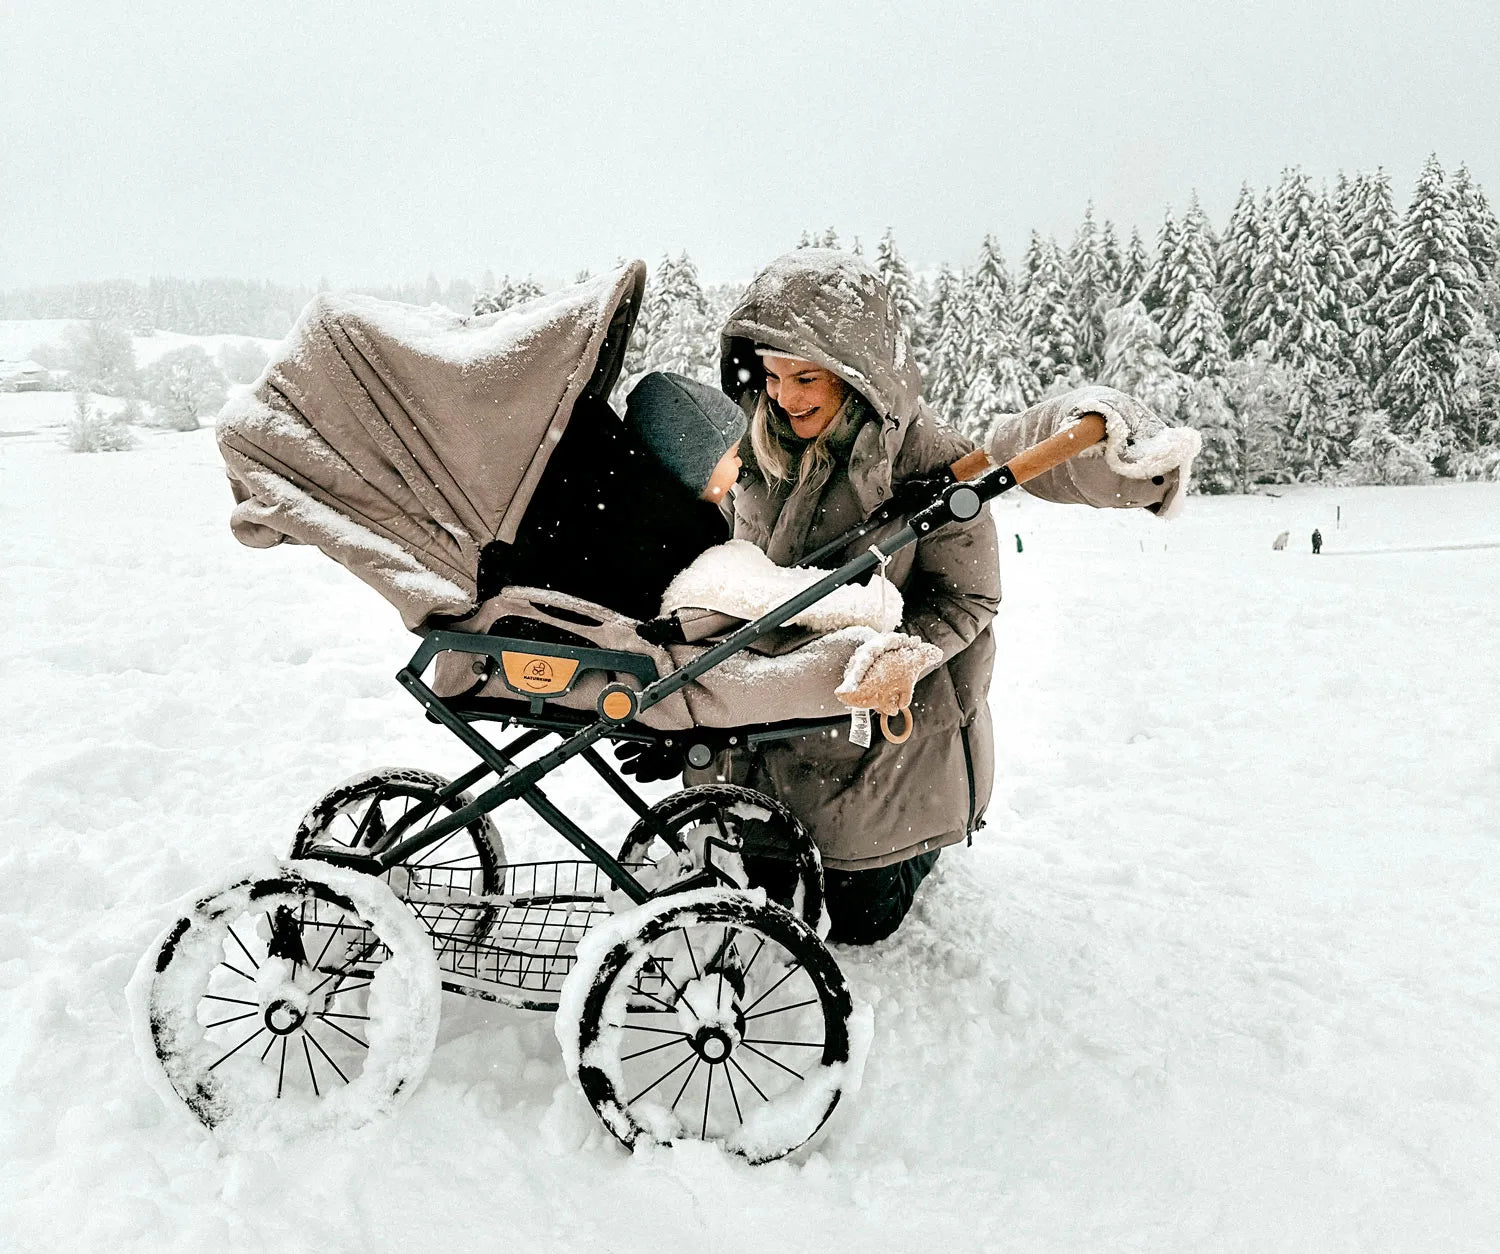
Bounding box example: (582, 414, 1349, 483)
(795, 413, 1107, 568)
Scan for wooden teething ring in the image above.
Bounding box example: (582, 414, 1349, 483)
(880, 706, 914, 744)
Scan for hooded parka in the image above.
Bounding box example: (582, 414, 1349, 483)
(701, 250, 1001, 871)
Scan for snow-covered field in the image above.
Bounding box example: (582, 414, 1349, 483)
(2, 420, 1498, 1252)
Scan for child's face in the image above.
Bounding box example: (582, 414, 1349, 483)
(762, 356, 848, 440)
(700, 444, 742, 502)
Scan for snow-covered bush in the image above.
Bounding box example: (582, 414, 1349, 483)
(141, 346, 227, 431)
(64, 391, 137, 453)
(42, 320, 139, 397)
(217, 338, 270, 385)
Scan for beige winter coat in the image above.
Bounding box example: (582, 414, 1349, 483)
(705, 251, 1189, 870)
(702, 250, 1001, 871)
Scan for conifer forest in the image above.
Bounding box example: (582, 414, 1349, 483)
(7, 157, 1497, 491)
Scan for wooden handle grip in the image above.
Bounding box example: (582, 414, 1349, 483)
(1004, 413, 1107, 485)
(949, 448, 996, 482)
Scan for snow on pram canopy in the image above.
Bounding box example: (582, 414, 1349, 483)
(217, 262, 646, 629)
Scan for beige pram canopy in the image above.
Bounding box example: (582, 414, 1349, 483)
(216, 263, 909, 731)
(218, 263, 646, 631)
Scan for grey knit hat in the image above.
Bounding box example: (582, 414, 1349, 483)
(624, 371, 747, 494)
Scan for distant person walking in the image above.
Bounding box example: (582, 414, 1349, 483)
(1311, 528, 1323, 555)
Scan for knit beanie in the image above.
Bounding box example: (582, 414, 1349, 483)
(624, 371, 747, 494)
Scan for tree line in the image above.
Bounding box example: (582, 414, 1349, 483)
(7, 155, 1497, 485)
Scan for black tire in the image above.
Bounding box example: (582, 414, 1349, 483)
(617, 785, 824, 933)
(566, 891, 853, 1163)
(138, 862, 440, 1141)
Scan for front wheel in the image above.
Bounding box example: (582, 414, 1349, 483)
(558, 889, 860, 1164)
(133, 861, 441, 1144)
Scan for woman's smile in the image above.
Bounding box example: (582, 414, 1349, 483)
(761, 353, 848, 441)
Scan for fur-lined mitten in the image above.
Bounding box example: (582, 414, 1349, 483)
(835, 632, 944, 717)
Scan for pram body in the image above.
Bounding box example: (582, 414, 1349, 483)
(136, 262, 1106, 1161)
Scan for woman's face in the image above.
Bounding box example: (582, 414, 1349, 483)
(762, 355, 849, 441)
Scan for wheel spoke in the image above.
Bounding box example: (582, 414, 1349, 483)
(741, 935, 768, 982)
(620, 1022, 690, 1038)
(622, 1036, 685, 1062)
(745, 997, 818, 1022)
(628, 1048, 696, 1105)
(207, 1025, 268, 1071)
(353, 797, 389, 848)
(259, 1034, 277, 1062)
(302, 1036, 321, 1097)
(318, 1011, 371, 1022)
(723, 1057, 744, 1124)
(203, 993, 258, 1008)
(220, 961, 257, 984)
(315, 1013, 370, 1049)
(740, 960, 803, 1016)
(670, 1056, 702, 1113)
(701, 1064, 714, 1139)
(323, 980, 372, 998)
(741, 1042, 804, 1080)
(743, 1037, 823, 1048)
(728, 1056, 769, 1103)
(204, 1011, 259, 1031)
(226, 926, 261, 971)
(679, 928, 702, 980)
(277, 1036, 289, 1097)
(304, 1027, 351, 1086)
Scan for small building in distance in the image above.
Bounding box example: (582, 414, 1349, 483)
(0, 360, 55, 392)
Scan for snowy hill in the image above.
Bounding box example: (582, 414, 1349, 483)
(1, 428, 1497, 1252)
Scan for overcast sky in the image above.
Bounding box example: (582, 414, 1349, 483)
(3, 0, 1497, 290)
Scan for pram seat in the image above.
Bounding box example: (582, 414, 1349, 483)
(428, 581, 881, 732)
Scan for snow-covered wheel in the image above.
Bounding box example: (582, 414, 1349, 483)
(616, 785, 825, 934)
(558, 889, 859, 1164)
(293, 768, 506, 947)
(134, 861, 441, 1144)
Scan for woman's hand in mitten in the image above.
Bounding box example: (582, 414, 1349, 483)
(836, 633, 944, 717)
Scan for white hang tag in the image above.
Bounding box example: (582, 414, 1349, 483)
(849, 707, 873, 749)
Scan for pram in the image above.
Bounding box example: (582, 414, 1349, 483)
(134, 262, 1106, 1161)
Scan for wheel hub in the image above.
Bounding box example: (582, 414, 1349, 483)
(693, 1026, 736, 1063)
(264, 999, 307, 1035)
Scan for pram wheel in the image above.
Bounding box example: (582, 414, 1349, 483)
(137, 861, 440, 1143)
(617, 785, 825, 934)
(292, 767, 506, 897)
(562, 890, 853, 1164)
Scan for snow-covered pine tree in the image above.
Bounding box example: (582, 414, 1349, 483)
(818, 227, 840, 248)
(1452, 164, 1499, 282)
(1340, 169, 1401, 387)
(1099, 218, 1124, 304)
(875, 228, 922, 359)
(1195, 342, 1290, 492)
(1100, 299, 1179, 417)
(1448, 325, 1500, 476)
(1172, 289, 1231, 379)
(1067, 204, 1111, 375)
(1242, 169, 1346, 371)
(1118, 227, 1151, 305)
(963, 237, 1037, 429)
(1137, 210, 1180, 324)
(916, 264, 957, 383)
(1377, 154, 1480, 469)
(926, 267, 976, 422)
(1310, 191, 1363, 373)
(1017, 234, 1078, 390)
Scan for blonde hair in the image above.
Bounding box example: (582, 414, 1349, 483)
(748, 392, 845, 486)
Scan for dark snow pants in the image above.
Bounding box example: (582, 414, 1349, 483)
(745, 847, 940, 945)
(823, 850, 941, 945)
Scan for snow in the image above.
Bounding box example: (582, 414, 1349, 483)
(2, 425, 1499, 1251)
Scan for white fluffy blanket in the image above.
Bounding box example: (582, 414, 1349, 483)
(661, 539, 904, 633)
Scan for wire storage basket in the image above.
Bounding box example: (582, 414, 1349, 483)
(381, 860, 652, 1009)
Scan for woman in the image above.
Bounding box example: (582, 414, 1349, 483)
(700, 249, 1003, 945)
